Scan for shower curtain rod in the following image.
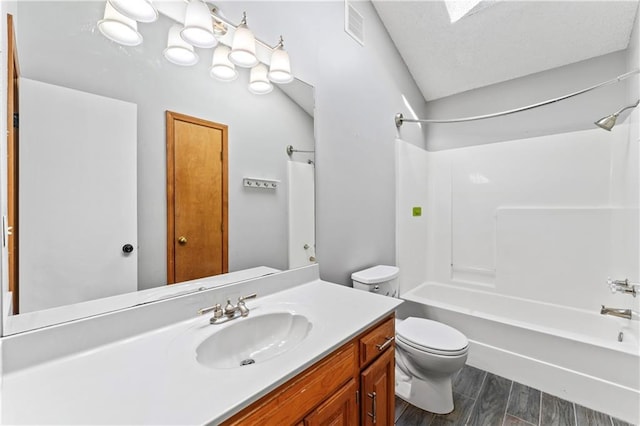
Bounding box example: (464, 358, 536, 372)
(395, 69, 640, 127)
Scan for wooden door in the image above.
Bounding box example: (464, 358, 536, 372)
(304, 379, 358, 426)
(166, 111, 228, 284)
(361, 347, 395, 426)
(7, 14, 19, 313)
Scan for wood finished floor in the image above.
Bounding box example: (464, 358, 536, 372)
(394, 365, 635, 426)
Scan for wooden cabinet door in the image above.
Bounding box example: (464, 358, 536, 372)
(360, 347, 395, 426)
(305, 379, 358, 426)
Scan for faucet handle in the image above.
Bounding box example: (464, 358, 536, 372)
(198, 303, 221, 316)
(238, 293, 257, 302)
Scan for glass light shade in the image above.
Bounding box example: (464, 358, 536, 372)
(249, 64, 273, 95)
(229, 23, 258, 67)
(98, 2, 143, 46)
(210, 45, 238, 82)
(163, 25, 199, 66)
(108, 0, 158, 23)
(268, 47, 293, 84)
(181, 0, 217, 48)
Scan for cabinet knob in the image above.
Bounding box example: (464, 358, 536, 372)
(178, 236, 187, 245)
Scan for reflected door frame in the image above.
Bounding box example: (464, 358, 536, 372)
(166, 111, 228, 284)
(7, 14, 20, 314)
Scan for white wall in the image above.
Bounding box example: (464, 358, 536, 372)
(395, 139, 429, 296)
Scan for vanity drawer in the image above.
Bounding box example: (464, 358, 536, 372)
(359, 316, 395, 368)
(222, 342, 358, 426)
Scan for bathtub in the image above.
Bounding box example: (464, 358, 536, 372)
(399, 282, 640, 425)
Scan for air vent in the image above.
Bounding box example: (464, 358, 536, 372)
(345, 1, 364, 46)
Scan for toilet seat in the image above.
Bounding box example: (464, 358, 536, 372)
(396, 317, 468, 356)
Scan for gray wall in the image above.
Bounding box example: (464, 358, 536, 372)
(209, 1, 427, 285)
(15, 1, 315, 290)
(10, 0, 427, 296)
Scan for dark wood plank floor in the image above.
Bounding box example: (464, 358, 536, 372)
(395, 365, 634, 426)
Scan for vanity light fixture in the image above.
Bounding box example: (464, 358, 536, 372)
(96, 2, 294, 94)
(210, 45, 239, 81)
(181, 0, 218, 48)
(107, 0, 158, 23)
(163, 24, 199, 66)
(249, 63, 273, 95)
(268, 37, 294, 84)
(229, 12, 259, 68)
(98, 2, 143, 47)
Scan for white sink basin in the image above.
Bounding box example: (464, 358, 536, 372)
(196, 312, 312, 369)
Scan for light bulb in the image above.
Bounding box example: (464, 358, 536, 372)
(268, 40, 293, 84)
(249, 63, 273, 95)
(163, 24, 199, 66)
(181, 0, 217, 48)
(229, 14, 258, 68)
(98, 2, 143, 46)
(108, 0, 158, 23)
(210, 45, 238, 82)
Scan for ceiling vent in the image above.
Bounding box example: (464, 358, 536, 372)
(345, 1, 364, 46)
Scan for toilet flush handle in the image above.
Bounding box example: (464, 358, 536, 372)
(376, 336, 395, 352)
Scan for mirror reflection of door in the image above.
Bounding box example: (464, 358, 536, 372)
(7, 14, 20, 313)
(166, 111, 228, 284)
(19, 78, 138, 313)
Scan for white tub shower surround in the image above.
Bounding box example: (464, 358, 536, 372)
(395, 122, 639, 424)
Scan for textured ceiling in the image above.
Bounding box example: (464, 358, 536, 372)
(372, 0, 640, 101)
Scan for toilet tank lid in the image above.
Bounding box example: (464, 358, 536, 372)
(351, 265, 399, 284)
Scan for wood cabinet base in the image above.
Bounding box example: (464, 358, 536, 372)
(221, 314, 396, 426)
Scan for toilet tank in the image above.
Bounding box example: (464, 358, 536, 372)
(351, 265, 399, 297)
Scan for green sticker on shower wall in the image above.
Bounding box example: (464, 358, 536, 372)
(412, 207, 422, 217)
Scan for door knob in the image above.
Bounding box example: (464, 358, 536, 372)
(178, 236, 187, 245)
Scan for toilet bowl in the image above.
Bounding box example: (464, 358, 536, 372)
(395, 317, 468, 414)
(351, 265, 469, 415)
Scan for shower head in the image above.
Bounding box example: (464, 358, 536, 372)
(594, 100, 640, 131)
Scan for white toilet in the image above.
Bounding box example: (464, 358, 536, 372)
(352, 265, 469, 414)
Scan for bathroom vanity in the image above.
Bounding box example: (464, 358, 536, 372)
(223, 314, 396, 425)
(0, 265, 402, 425)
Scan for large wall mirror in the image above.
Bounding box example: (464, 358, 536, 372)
(3, 1, 315, 335)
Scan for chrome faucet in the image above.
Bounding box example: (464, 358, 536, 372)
(600, 305, 632, 320)
(198, 293, 257, 324)
(608, 278, 638, 297)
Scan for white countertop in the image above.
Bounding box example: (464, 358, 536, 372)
(4, 267, 280, 336)
(1, 280, 401, 425)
